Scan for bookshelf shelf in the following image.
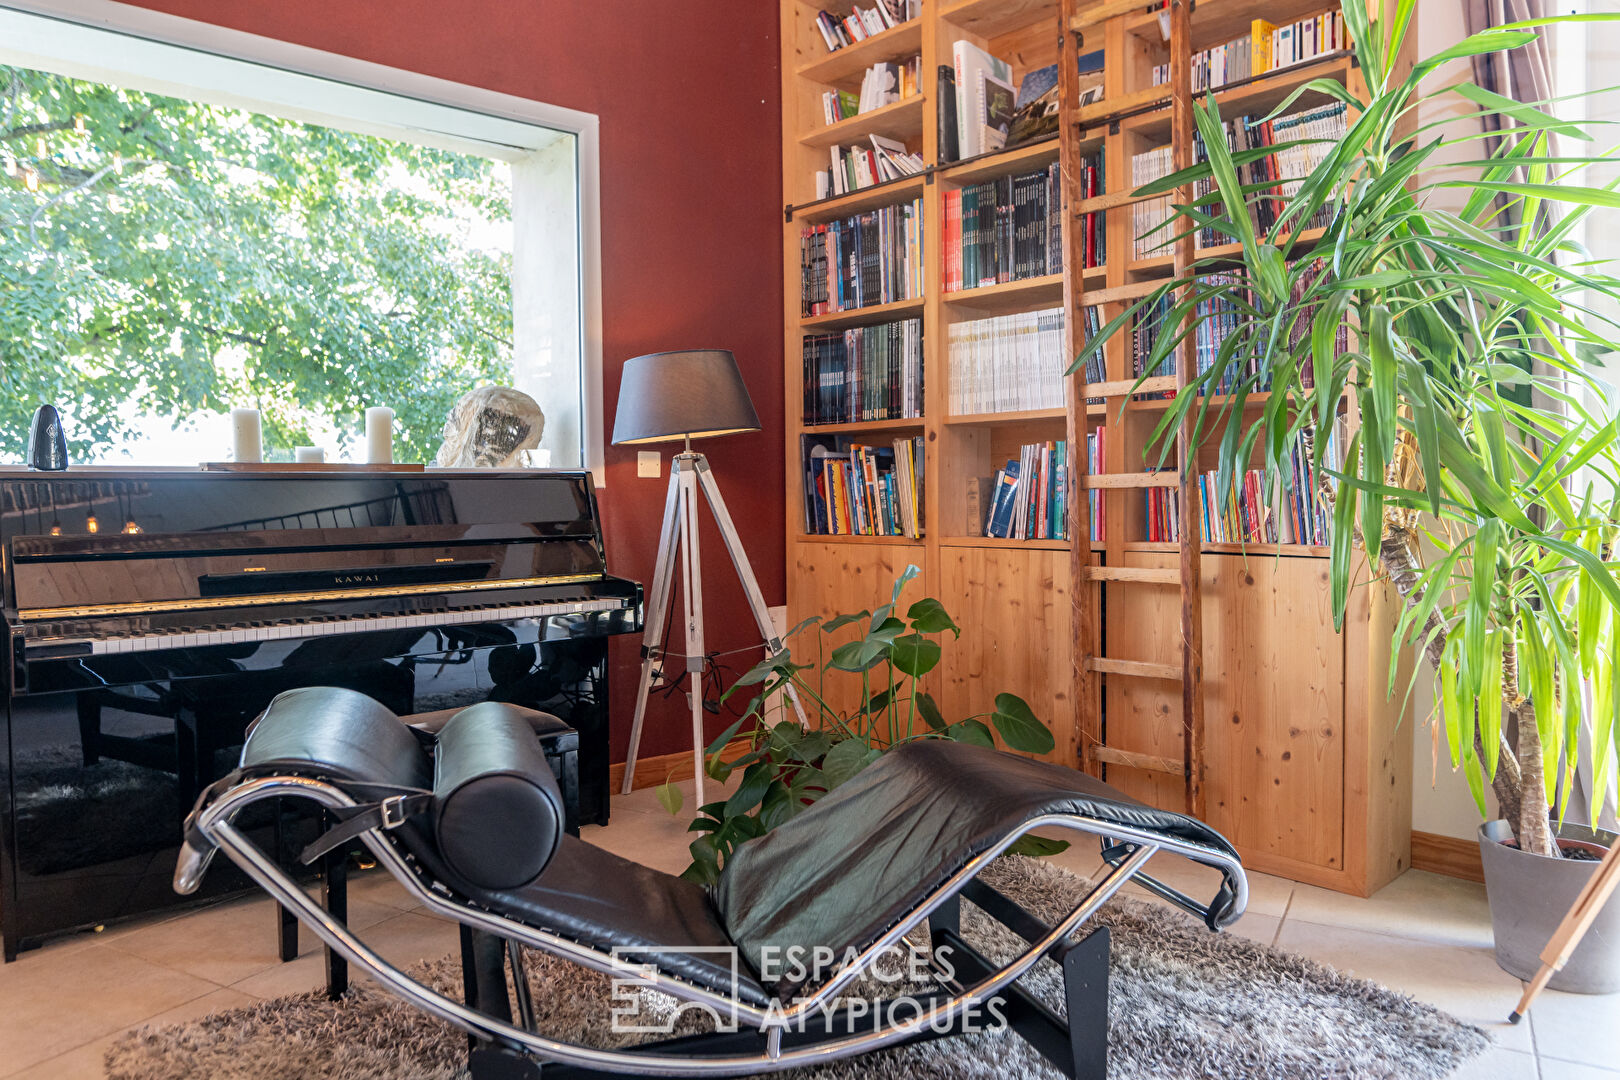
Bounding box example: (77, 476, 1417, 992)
(1123, 541, 1331, 558)
(1126, 227, 1330, 275)
(940, 536, 1072, 550)
(943, 272, 1067, 312)
(800, 94, 927, 148)
(793, 174, 927, 224)
(800, 295, 925, 330)
(939, 0, 1058, 39)
(800, 417, 925, 434)
(944, 407, 1076, 426)
(795, 19, 924, 85)
(1122, 52, 1354, 140)
(939, 136, 1063, 186)
(796, 533, 926, 547)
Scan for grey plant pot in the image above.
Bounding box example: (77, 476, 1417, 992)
(1479, 820, 1620, 994)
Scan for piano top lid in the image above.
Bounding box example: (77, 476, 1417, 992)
(1, 468, 601, 544)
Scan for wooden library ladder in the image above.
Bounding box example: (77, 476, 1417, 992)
(1058, 0, 1206, 818)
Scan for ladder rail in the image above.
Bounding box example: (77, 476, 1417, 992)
(1060, 0, 1206, 817)
(1168, 0, 1208, 820)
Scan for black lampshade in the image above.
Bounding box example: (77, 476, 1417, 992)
(612, 349, 761, 445)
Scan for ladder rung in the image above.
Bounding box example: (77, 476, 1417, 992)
(1094, 746, 1187, 775)
(1081, 376, 1176, 398)
(1081, 472, 1180, 489)
(1082, 566, 1180, 585)
(1087, 657, 1182, 681)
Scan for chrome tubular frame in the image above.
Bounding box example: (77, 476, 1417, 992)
(184, 775, 1248, 1078)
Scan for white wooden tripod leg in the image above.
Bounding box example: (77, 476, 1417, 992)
(620, 465, 684, 795)
(691, 457, 809, 728)
(679, 461, 708, 807)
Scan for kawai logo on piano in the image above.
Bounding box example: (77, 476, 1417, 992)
(333, 573, 382, 585)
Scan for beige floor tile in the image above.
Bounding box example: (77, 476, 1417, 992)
(229, 910, 460, 1000)
(1273, 919, 1535, 1053)
(1287, 869, 1494, 949)
(345, 866, 424, 911)
(0, 945, 218, 1077)
(7, 988, 260, 1080)
(104, 890, 400, 986)
(1448, 1045, 1541, 1080)
(1224, 912, 1282, 947)
(1540, 1058, 1620, 1079)
(1527, 986, 1620, 1071)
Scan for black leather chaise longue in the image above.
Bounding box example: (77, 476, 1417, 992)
(176, 686, 1248, 1080)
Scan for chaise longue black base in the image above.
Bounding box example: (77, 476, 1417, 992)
(176, 686, 1248, 1079)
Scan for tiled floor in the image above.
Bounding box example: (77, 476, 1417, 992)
(2, 779, 1614, 1079)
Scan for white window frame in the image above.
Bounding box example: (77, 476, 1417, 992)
(0, 0, 607, 484)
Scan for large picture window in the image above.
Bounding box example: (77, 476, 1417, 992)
(0, 3, 602, 474)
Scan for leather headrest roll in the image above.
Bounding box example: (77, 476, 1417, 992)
(433, 702, 564, 891)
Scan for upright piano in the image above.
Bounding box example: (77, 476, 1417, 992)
(0, 468, 642, 959)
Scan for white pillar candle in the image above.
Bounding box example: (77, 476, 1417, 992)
(230, 408, 262, 463)
(365, 407, 394, 464)
(294, 446, 325, 464)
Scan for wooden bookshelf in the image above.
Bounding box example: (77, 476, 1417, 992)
(780, 0, 1412, 895)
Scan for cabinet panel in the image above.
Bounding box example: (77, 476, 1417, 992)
(1203, 556, 1344, 869)
(1105, 553, 1345, 869)
(788, 541, 928, 721)
(936, 546, 1075, 763)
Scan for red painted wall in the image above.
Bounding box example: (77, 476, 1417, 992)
(117, 0, 786, 765)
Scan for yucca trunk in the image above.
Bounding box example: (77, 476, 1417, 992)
(1378, 516, 1556, 856)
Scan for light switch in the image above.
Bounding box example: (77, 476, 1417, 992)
(637, 450, 661, 478)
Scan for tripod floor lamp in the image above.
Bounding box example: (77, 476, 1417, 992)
(613, 349, 798, 804)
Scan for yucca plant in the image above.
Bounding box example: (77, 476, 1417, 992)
(1073, 2, 1620, 857)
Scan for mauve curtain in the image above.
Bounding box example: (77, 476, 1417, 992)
(1465, 0, 1618, 834)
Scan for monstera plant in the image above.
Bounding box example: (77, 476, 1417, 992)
(659, 567, 1060, 883)
(1071, 1, 1620, 985)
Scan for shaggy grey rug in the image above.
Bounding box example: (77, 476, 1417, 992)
(106, 857, 1488, 1080)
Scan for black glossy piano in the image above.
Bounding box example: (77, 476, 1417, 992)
(0, 467, 642, 959)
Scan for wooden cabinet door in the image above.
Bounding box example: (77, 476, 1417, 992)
(936, 545, 1075, 764)
(1104, 552, 1345, 871)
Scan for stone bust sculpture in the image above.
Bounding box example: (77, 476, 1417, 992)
(434, 386, 545, 468)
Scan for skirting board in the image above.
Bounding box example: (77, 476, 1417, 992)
(609, 739, 751, 793)
(1410, 830, 1485, 884)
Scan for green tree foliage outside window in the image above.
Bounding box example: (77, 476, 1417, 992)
(1, 66, 514, 464)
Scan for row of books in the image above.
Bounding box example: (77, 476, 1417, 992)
(816, 135, 926, 200)
(1075, 146, 1107, 270)
(967, 433, 1103, 542)
(938, 49, 1103, 164)
(948, 40, 1016, 160)
(946, 306, 1065, 415)
(819, 56, 921, 124)
(811, 2, 918, 53)
(1192, 103, 1348, 243)
(799, 198, 924, 316)
(1151, 12, 1350, 90)
(1144, 421, 1345, 546)
(801, 318, 923, 426)
(1129, 259, 1347, 398)
(1130, 143, 1174, 260)
(802, 435, 925, 538)
(943, 164, 1063, 292)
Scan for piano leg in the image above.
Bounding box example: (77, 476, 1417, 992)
(274, 805, 298, 963)
(76, 696, 102, 767)
(323, 836, 348, 1000)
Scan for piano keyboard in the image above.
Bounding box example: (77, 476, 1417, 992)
(28, 596, 631, 657)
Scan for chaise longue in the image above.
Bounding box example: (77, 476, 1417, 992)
(176, 685, 1248, 1079)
